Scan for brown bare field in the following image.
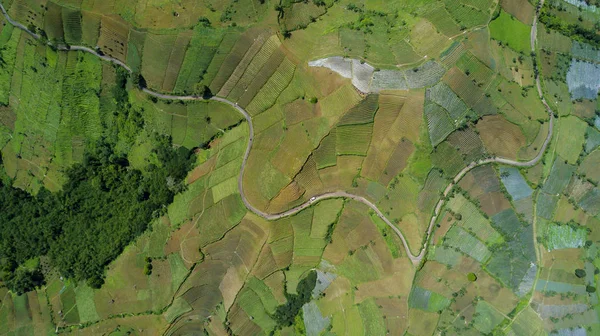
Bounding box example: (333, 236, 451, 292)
(540, 249, 584, 270)
(186, 155, 216, 185)
(554, 196, 588, 224)
(251, 245, 279, 279)
(573, 99, 597, 119)
(478, 191, 511, 216)
(306, 66, 352, 96)
(284, 99, 318, 125)
(360, 94, 406, 181)
(294, 155, 324, 194)
(379, 139, 415, 186)
(270, 124, 313, 178)
(377, 297, 409, 334)
(501, 0, 535, 24)
(432, 211, 455, 245)
(267, 181, 305, 213)
(355, 267, 414, 303)
(476, 115, 526, 159)
(97, 15, 129, 61)
(163, 220, 191, 257)
(416, 261, 464, 296)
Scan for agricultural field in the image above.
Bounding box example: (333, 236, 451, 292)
(1, 0, 600, 335)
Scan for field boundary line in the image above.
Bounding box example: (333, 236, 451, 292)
(0, 2, 555, 266)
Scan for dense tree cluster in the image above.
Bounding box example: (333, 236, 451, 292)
(0, 67, 196, 294)
(539, 9, 600, 46)
(0, 137, 194, 292)
(273, 270, 317, 327)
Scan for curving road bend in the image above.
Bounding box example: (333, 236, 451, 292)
(0, 3, 554, 265)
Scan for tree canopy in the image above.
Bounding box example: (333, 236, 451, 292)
(0, 68, 196, 293)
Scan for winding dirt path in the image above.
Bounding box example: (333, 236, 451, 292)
(0, 3, 554, 265)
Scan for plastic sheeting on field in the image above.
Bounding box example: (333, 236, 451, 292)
(309, 57, 446, 93)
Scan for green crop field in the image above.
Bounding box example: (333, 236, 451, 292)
(2, 0, 600, 335)
(489, 10, 531, 53)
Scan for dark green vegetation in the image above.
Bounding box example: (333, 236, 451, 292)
(0, 71, 195, 293)
(540, 3, 600, 46)
(1, 0, 600, 334)
(273, 270, 317, 327)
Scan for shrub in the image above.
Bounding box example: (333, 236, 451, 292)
(273, 271, 317, 327)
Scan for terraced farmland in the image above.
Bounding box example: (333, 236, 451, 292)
(2, 0, 600, 335)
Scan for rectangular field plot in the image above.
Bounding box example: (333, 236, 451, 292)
(423, 5, 461, 37)
(447, 194, 502, 244)
(543, 223, 586, 251)
(161, 32, 193, 92)
(567, 60, 600, 100)
(425, 102, 455, 146)
(337, 94, 378, 126)
(580, 149, 600, 183)
(245, 58, 296, 116)
(126, 29, 145, 73)
(430, 245, 462, 266)
(314, 130, 336, 169)
(443, 67, 497, 116)
(556, 116, 587, 164)
(473, 301, 505, 334)
(62, 7, 82, 44)
(489, 10, 531, 53)
(336, 123, 373, 156)
(218, 34, 270, 97)
(141, 33, 179, 90)
(499, 167, 532, 201)
(442, 226, 491, 262)
(44, 1, 64, 42)
(97, 15, 128, 61)
(318, 83, 362, 125)
(535, 280, 587, 295)
(543, 158, 576, 194)
(572, 41, 600, 63)
(227, 36, 281, 102)
(426, 82, 469, 122)
(538, 24, 572, 54)
(81, 10, 101, 47)
(409, 287, 451, 312)
(456, 52, 495, 85)
(173, 27, 229, 93)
